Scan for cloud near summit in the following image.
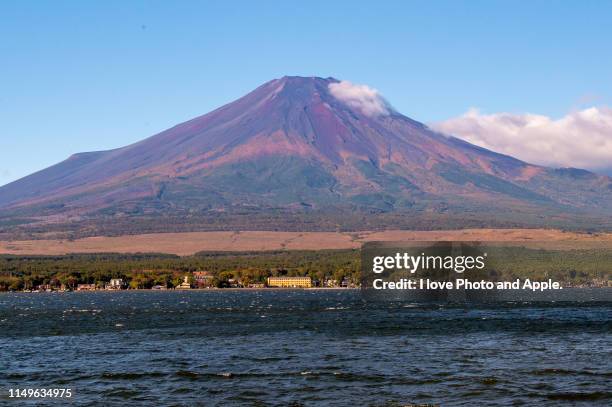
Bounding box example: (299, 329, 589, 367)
(328, 81, 390, 117)
(432, 107, 612, 174)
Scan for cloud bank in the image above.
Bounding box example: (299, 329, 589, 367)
(432, 107, 612, 174)
(329, 81, 390, 117)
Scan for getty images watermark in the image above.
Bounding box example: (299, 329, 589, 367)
(361, 241, 612, 302)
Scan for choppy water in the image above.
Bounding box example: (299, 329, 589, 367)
(0, 290, 610, 406)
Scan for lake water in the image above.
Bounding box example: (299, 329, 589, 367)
(0, 290, 610, 406)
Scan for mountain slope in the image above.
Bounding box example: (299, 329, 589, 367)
(1, 76, 612, 236)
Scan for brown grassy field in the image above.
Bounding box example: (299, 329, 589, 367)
(2, 229, 612, 256)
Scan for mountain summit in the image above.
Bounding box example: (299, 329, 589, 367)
(2, 76, 612, 235)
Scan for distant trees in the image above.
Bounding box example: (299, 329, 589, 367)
(3, 247, 607, 291)
(153, 273, 173, 288)
(128, 274, 150, 289)
(0, 276, 22, 291)
(57, 273, 78, 290)
(0, 249, 354, 290)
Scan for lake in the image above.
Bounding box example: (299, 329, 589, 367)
(0, 290, 610, 406)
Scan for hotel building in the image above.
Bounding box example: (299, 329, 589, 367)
(267, 276, 312, 288)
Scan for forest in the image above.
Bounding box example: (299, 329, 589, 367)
(0, 247, 610, 291)
(0, 250, 361, 291)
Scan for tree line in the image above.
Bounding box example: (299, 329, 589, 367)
(0, 247, 609, 291)
(0, 250, 361, 291)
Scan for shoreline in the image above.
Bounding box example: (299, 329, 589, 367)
(3, 287, 611, 294)
(1, 287, 361, 294)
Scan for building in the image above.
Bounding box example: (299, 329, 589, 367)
(175, 275, 192, 289)
(324, 279, 339, 287)
(76, 284, 96, 291)
(106, 278, 125, 290)
(227, 278, 242, 288)
(193, 271, 214, 288)
(267, 276, 312, 288)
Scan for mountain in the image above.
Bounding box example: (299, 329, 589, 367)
(1, 76, 612, 237)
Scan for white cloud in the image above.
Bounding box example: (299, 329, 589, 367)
(328, 80, 390, 117)
(431, 107, 612, 173)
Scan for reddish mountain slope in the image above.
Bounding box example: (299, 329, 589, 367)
(1, 76, 611, 234)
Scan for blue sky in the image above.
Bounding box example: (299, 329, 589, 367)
(2, 1, 612, 185)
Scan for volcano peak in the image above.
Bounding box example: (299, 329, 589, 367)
(1, 76, 611, 234)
